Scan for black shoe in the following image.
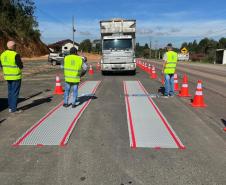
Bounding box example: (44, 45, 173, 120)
(72, 104, 77, 108)
(10, 109, 23, 114)
(162, 95, 169, 98)
(63, 104, 69, 108)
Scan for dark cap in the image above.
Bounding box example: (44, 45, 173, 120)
(167, 43, 173, 47)
(70, 47, 77, 54)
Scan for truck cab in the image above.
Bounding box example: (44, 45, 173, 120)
(100, 19, 136, 74)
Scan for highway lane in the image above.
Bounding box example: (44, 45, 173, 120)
(142, 60, 226, 132)
(0, 63, 225, 185)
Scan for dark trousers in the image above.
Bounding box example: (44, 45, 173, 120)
(7, 80, 21, 112)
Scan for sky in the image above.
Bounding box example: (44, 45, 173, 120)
(34, 0, 226, 48)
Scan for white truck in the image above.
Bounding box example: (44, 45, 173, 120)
(100, 19, 136, 75)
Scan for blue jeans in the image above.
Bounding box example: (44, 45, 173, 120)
(164, 74, 174, 96)
(64, 82, 79, 105)
(7, 80, 21, 112)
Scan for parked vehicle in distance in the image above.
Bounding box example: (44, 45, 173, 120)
(48, 52, 66, 66)
(100, 18, 136, 75)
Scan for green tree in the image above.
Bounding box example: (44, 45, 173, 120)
(79, 39, 92, 53)
(218, 38, 226, 49)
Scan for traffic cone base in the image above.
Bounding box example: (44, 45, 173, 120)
(178, 93, 191, 97)
(89, 65, 94, 75)
(190, 80, 207, 108)
(150, 66, 157, 79)
(178, 74, 191, 97)
(161, 76, 165, 85)
(174, 74, 180, 91)
(191, 103, 207, 107)
(54, 76, 64, 95)
(54, 87, 64, 95)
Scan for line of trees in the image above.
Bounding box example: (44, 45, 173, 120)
(78, 37, 226, 63)
(0, 0, 40, 40)
(135, 37, 226, 63)
(79, 39, 101, 54)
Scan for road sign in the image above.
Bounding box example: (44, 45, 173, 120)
(181, 47, 188, 54)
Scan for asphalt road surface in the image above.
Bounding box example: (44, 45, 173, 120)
(0, 60, 225, 185)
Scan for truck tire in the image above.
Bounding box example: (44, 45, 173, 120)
(130, 70, 136, 75)
(52, 60, 57, 66)
(101, 71, 107, 75)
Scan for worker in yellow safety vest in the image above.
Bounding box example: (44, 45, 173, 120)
(63, 47, 87, 108)
(162, 43, 178, 97)
(0, 41, 23, 113)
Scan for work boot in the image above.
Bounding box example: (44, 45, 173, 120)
(72, 104, 77, 108)
(162, 95, 169, 98)
(63, 104, 69, 108)
(72, 101, 79, 108)
(10, 109, 23, 114)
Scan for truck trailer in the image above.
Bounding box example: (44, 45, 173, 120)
(100, 19, 136, 75)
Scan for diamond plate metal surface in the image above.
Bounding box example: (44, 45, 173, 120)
(124, 81, 184, 148)
(14, 81, 101, 146)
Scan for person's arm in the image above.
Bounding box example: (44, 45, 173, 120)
(82, 62, 87, 71)
(15, 54, 23, 69)
(162, 53, 167, 73)
(80, 59, 87, 77)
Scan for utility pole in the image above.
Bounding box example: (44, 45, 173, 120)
(72, 16, 76, 47)
(155, 40, 158, 59)
(149, 40, 152, 59)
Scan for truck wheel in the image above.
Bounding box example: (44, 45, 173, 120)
(130, 70, 136, 75)
(52, 60, 57, 66)
(101, 71, 107, 75)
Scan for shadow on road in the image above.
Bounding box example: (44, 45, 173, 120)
(77, 94, 97, 106)
(102, 71, 137, 76)
(0, 98, 26, 112)
(0, 91, 50, 112)
(0, 119, 6, 125)
(19, 96, 53, 111)
(158, 87, 165, 95)
(221, 119, 226, 127)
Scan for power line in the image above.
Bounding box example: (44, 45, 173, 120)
(36, 7, 71, 29)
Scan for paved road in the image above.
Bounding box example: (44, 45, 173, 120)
(0, 61, 225, 185)
(143, 60, 226, 134)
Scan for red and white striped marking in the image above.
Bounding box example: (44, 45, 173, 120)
(12, 81, 101, 147)
(124, 81, 185, 149)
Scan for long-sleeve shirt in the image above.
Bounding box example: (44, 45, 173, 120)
(0, 53, 23, 69)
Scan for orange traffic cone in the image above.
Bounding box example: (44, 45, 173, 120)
(174, 74, 180, 91)
(191, 80, 207, 107)
(144, 63, 148, 72)
(142, 62, 145, 70)
(54, 75, 64, 95)
(178, 74, 191, 97)
(224, 128, 226, 132)
(150, 66, 157, 79)
(96, 62, 101, 70)
(89, 65, 94, 75)
(147, 64, 152, 74)
(161, 75, 165, 85)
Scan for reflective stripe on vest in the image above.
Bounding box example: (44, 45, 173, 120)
(164, 51, 178, 74)
(64, 55, 83, 83)
(0, 50, 22, 80)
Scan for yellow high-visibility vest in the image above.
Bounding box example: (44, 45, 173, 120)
(0, 50, 22, 80)
(164, 51, 178, 74)
(64, 55, 83, 83)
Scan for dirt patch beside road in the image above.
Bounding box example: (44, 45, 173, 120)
(79, 52, 101, 62)
(0, 53, 101, 81)
(0, 60, 57, 82)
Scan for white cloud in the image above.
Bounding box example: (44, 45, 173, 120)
(39, 19, 226, 45)
(137, 19, 226, 38)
